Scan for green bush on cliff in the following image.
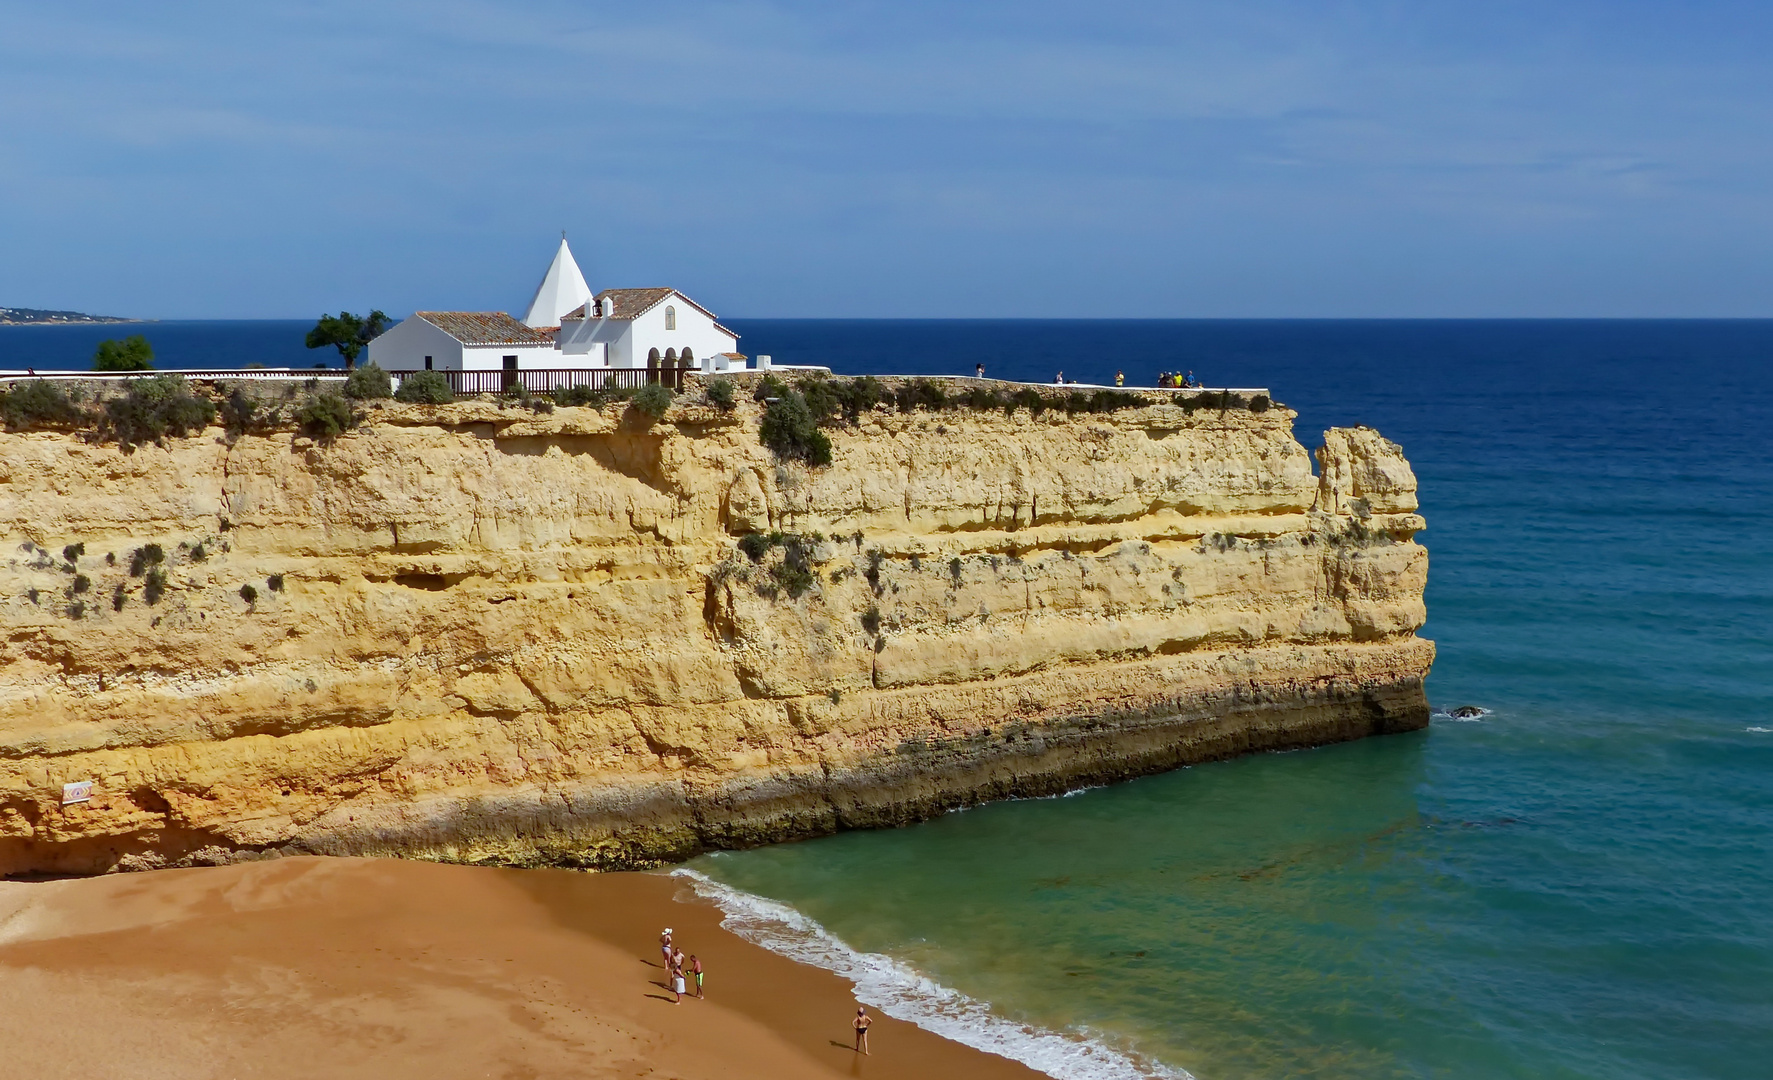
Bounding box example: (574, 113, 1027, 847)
(631, 382, 672, 421)
(296, 392, 356, 440)
(705, 377, 736, 411)
(100, 375, 216, 450)
(737, 532, 777, 562)
(395, 370, 454, 405)
(344, 363, 392, 400)
(759, 391, 831, 466)
(129, 544, 164, 576)
(1, 379, 84, 430)
(767, 535, 816, 599)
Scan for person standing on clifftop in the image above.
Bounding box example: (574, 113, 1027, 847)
(976, 363, 985, 378)
(1115, 370, 1125, 387)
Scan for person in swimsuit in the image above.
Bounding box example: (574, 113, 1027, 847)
(689, 954, 704, 998)
(853, 1007, 872, 1055)
(660, 928, 673, 972)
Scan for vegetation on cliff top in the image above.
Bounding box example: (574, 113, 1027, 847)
(0, 369, 1274, 458)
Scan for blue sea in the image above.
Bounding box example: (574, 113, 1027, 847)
(6, 319, 1771, 1078)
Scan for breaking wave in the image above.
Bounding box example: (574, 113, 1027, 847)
(670, 868, 1190, 1080)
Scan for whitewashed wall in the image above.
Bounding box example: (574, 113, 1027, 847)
(367, 318, 465, 371)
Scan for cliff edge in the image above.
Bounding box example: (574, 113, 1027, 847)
(0, 386, 1430, 875)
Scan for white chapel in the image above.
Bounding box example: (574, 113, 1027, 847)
(367, 237, 745, 374)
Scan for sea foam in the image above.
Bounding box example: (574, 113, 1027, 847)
(670, 868, 1190, 1080)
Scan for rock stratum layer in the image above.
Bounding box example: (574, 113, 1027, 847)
(0, 390, 1431, 875)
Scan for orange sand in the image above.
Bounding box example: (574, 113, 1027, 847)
(0, 856, 1044, 1080)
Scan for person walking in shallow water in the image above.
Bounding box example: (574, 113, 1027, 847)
(852, 1007, 872, 1055)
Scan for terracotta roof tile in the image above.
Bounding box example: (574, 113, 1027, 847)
(592, 288, 675, 320)
(416, 311, 556, 346)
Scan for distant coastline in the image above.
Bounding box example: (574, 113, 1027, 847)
(0, 306, 142, 326)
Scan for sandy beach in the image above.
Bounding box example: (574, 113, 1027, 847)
(0, 856, 1045, 1080)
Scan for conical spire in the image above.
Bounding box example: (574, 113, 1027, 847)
(521, 234, 593, 328)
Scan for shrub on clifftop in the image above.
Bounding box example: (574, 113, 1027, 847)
(631, 382, 672, 421)
(394, 370, 453, 404)
(296, 392, 356, 440)
(1, 380, 83, 430)
(344, 363, 392, 400)
(759, 391, 832, 467)
(100, 375, 216, 450)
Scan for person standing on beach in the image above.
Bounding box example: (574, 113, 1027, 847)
(660, 928, 673, 973)
(853, 1007, 872, 1055)
(670, 951, 687, 1003)
(689, 954, 704, 998)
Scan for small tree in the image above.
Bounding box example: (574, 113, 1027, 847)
(93, 335, 155, 371)
(305, 310, 391, 370)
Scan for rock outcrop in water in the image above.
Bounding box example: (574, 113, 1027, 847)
(0, 385, 1430, 874)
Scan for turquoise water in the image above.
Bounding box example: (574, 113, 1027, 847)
(685, 321, 1773, 1080)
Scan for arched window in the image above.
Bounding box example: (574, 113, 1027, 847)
(665, 305, 676, 331)
(647, 348, 660, 369)
(680, 347, 694, 367)
(664, 348, 677, 363)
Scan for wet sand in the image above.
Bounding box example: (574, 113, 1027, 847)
(0, 856, 1045, 1080)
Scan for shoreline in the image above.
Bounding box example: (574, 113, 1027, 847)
(0, 855, 1047, 1080)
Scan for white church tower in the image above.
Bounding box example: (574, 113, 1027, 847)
(521, 234, 593, 328)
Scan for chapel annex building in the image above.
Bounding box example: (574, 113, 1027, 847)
(367, 238, 745, 376)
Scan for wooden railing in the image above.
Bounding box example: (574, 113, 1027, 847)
(386, 367, 691, 395)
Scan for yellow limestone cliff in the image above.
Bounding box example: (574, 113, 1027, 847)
(0, 390, 1430, 875)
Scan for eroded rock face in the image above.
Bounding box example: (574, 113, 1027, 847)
(0, 394, 1431, 874)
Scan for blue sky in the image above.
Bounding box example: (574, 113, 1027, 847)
(2, 1, 1771, 318)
